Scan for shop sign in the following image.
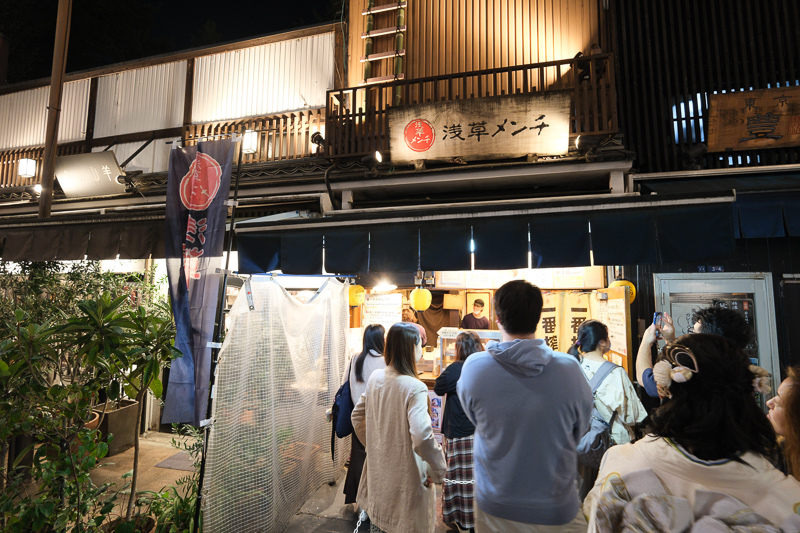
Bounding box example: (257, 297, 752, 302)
(389, 91, 571, 163)
(54, 152, 126, 198)
(363, 292, 402, 333)
(708, 85, 800, 152)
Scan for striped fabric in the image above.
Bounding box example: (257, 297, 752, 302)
(442, 435, 476, 530)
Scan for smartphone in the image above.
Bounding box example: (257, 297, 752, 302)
(653, 312, 663, 337)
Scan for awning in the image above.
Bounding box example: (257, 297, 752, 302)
(633, 170, 800, 239)
(0, 220, 166, 261)
(235, 193, 737, 274)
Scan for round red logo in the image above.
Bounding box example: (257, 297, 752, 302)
(180, 152, 222, 211)
(403, 119, 435, 152)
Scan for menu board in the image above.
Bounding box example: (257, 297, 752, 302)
(363, 293, 403, 332)
(593, 286, 633, 376)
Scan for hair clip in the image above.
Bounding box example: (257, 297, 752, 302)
(750, 364, 772, 395)
(653, 343, 700, 398)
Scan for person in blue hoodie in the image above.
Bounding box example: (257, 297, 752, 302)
(457, 279, 593, 532)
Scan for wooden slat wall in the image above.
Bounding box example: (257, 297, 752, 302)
(0, 144, 85, 189)
(348, 0, 603, 87)
(613, 0, 800, 173)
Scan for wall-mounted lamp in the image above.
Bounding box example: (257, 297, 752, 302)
(311, 131, 324, 155)
(575, 134, 604, 155)
(361, 151, 383, 167)
(18, 158, 36, 178)
(242, 130, 258, 154)
(361, 151, 383, 177)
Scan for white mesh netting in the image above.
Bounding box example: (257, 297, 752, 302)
(203, 276, 350, 533)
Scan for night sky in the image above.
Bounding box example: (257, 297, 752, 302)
(0, 0, 342, 84)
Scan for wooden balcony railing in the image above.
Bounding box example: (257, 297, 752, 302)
(325, 53, 618, 159)
(183, 108, 325, 163)
(0, 108, 325, 190)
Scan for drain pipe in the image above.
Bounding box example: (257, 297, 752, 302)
(324, 162, 341, 210)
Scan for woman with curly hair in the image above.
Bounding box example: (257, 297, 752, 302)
(585, 334, 800, 531)
(767, 366, 800, 479)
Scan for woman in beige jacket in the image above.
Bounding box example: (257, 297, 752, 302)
(351, 322, 447, 533)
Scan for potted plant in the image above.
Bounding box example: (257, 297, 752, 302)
(0, 261, 173, 531)
(0, 309, 117, 532)
(116, 301, 181, 523)
(138, 424, 204, 533)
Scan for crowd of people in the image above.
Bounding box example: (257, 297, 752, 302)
(338, 280, 800, 532)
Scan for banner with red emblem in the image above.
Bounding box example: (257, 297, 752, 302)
(163, 139, 234, 425)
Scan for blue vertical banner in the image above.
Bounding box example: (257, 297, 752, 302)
(163, 139, 234, 425)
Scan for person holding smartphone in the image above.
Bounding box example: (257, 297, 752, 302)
(636, 307, 751, 398)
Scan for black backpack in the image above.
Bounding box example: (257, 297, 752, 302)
(330, 359, 355, 460)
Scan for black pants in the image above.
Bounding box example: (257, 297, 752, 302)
(343, 432, 367, 504)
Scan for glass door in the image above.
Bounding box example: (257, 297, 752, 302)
(653, 272, 779, 402)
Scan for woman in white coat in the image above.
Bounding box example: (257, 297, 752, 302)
(351, 322, 447, 533)
(584, 334, 800, 531)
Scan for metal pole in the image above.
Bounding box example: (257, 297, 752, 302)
(192, 135, 244, 533)
(39, 0, 73, 219)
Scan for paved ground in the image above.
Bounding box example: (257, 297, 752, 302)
(285, 470, 453, 533)
(89, 431, 190, 518)
(91, 431, 454, 532)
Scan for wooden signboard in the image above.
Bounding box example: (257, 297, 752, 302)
(389, 91, 571, 164)
(708, 85, 800, 152)
(592, 286, 633, 378)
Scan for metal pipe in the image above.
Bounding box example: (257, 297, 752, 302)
(324, 162, 341, 209)
(394, 3, 405, 105)
(364, 0, 375, 82)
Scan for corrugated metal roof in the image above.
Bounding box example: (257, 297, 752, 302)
(192, 32, 335, 123)
(94, 61, 186, 138)
(0, 79, 90, 150)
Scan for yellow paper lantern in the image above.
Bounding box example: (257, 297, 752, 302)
(609, 279, 636, 303)
(349, 285, 365, 306)
(410, 287, 432, 311)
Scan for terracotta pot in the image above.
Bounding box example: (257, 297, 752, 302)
(85, 411, 100, 431)
(99, 515, 155, 533)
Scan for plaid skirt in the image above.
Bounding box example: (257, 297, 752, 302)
(442, 434, 475, 529)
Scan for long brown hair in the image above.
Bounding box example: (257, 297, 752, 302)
(782, 366, 800, 477)
(384, 323, 420, 378)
